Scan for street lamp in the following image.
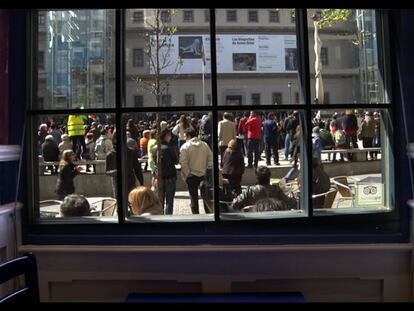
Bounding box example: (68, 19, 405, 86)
(288, 82, 292, 105)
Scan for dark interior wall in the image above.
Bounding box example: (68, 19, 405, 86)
(0, 9, 25, 205)
(393, 10, 414, 230)
(0, 9, 9, 145)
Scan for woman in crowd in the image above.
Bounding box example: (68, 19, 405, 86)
(222, 139, 245, 196)
(172, 114, 192, 149)
(128, 186, 163, 216)
(55, 150, 82, 200)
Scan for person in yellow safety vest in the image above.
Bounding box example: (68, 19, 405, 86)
(68, 114, 86, 160)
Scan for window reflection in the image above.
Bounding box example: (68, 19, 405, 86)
(311, 108, 392, 214)
(37, 10, 116, 110)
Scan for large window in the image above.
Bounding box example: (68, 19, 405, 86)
(29, 9, 396, 240)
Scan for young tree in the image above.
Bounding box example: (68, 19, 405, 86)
(312, 9, 352, 105)
(134, 9, 182, 204)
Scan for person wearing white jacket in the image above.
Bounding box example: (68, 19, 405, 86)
(180, 128, 213, 214)
(218, 112, 236, 168)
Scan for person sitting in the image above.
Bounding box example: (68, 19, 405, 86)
(254, 197, 288, 212)
(42, 135, 59, 174)
(222, 139, 245, 197)
(312, 158, 331, 209)
(60, 194, 91, 217)
(231, 166, 297, 211)
(128, 186, 163, 216)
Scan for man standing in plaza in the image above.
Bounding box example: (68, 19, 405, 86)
(245, 110, 263, 168)
(180, 127, 213, 214)
(263, 112, 280, 166)
(218, 112, 236, 169)
(153, 128, 179, 215)
(67, 112, 86, 160)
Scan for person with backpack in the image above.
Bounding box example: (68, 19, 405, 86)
(342, 109, 358, 161)
(95, 129, 114, 160)
(319, 123, 335, 162)
(333, 128, 347, 162)
(284, 111, 299, 161)
(312, 127, 322, 164)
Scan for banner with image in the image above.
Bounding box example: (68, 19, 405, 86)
(150, 34, 297, 74)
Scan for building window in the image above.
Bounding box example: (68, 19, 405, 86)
(272, 92, 282, 105)
(185, 94, 195, 106)
(251, 93, 261, 105)
(161, 10, 171, 23)
(161, 94, 172, 106)
(248, 10, 258, 23)
(324, 92, 330, 105)
(321, 47, 329, 66)
(37, 97, 44, 108)
(38, 51, 44, 70)
(132, 11, 144, 23)
(133, 48, 144, 67)
(38, 14, 45, 26)
(134, 95, 143, 107)
(269, 10, 280, 23)
(183, 10, 194, 23)
(205, 10, 210, 22)
(226, 10, 237, 22)
(295, 92, 300, 104)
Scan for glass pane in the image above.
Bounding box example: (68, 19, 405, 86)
(307, 9, 388, 104)
(215, 9, 301, 105)
(122, 112, 215, 222)
(311, 108, 393, 214)
(125, 9, 212, 107)
(218, 110, 305, 220)
(36, 10, 116, 110)
(34, 113, 117, 223)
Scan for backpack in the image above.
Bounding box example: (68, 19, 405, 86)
(95, 137, 108, 157)
(319, 129, 334, 147)
(334, 129, 346, 146)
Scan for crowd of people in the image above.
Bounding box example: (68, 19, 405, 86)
(37, 108, 381, 217)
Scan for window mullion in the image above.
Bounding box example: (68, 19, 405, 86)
(115, 8, 125, 224)
(209, 8, 220, 222)
(296, 8, 313, 217)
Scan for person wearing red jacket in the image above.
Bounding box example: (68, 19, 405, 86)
(237, 111, 250, 157)
(244, 111, 263, 168)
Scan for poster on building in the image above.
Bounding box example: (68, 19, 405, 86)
(151, 34, 297, 74)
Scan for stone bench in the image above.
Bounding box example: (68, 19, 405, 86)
(321, 147, 381, 161)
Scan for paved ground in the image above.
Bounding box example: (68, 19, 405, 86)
(171, 145, 383, 215)
(41, 144, 383, 217)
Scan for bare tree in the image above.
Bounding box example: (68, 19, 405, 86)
(134, 9, 182, 204)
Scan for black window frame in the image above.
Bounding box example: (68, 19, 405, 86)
(22, 8, 408, 246)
